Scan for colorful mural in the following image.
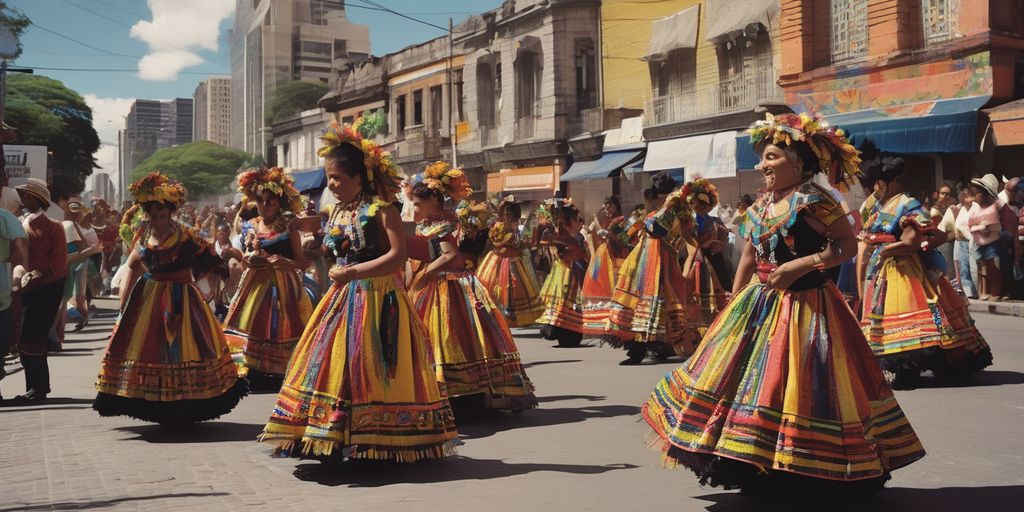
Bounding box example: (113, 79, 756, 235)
(786, 51, 993, 117)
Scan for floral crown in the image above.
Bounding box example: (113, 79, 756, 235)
(237, 166, 304, 213)
(317, 120, 403, 199)
(129, 172, 186, 207)
(681, 177, 719, 207)
(422, 161, 472, 201)
(748, 112, 862, 189)
(455, 199, 493, 238)
(543, 197, 579, 223)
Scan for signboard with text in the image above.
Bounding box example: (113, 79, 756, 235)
(3, 145, 48, 185)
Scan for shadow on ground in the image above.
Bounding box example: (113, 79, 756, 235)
(0, 492, 230, 511)
(455, 403, 640, 439)
(694, 485, 1024, 512)
(291, 456, 637, 487)
(521, 359, 582, 369)
(114, 422, 264, 443)
(917, 370, 1024, 388)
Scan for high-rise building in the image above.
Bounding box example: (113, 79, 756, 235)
(121, 98, 194, 178)
(88, 172, 116, 204)
(230, 0, 371, 158)
(194, 76, 233, 147)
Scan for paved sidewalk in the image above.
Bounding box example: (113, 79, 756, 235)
(1, 299, 1022, 511)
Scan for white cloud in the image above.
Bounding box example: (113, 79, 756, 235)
(83, 94, 134, 195)
(130, 0, 234, 81)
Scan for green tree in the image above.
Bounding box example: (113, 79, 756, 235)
(5, 74, 100, 192)
(267, 80, 330, 122)
(0, 2, 30, 60)
(131, 141, 254, 198)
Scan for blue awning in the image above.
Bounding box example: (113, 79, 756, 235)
(561, 150, 643, 182)
(822, 96, 989, 154)
(291, 167, 326, 193)
(736, 135, 760, 170)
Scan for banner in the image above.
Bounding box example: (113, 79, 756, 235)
(3, 145, 48, 185)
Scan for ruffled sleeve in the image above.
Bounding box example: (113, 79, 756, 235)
(897, 196, 932, 231)
(794, 182, 846, 228)
(645, 189, 690, 239)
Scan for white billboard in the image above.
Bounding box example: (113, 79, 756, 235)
(3, 145, 48, 185)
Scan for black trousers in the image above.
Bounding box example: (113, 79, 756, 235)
(18, 279, 64, 395)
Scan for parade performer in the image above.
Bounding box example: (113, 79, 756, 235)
(455, 198, 493, 271)
(580, 196, 632, 336)
(408, 162, 536, 412)
(643, 113, 925, 495)
(683, 179, 730, 327)
(223, 167, 313, 386)
(260, 122, 457, 462)
(476, 196, 544, 327)
(858, 152, 992, 388)
(94, 173, 246, 423)
(604, 172, 699, 364)
(536, 197, 590, 348)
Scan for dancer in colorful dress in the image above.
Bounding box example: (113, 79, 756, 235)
(260, 122, 457, 462)
(644, 113, 925, 495)
(224, 167, 313, 386)
(605, 172, 698, 364)
(685, 179, 730, 320)
(857, 152, 992, 388)
(408, 162, 536, 413)
(536, 197, 590, 348)
(455, 198, 493, 272)
(477, 196, 545, 327)
(94, 173, 246, 423)
(580, 196, 632, 336)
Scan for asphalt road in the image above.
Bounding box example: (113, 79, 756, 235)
(1, 298, 1022, 511)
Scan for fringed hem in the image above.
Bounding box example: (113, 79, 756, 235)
(94, 378, 248, 424)
(95, 357, 243, 402)
(259, 436, 459, 463)
(876, 344, 994, 377)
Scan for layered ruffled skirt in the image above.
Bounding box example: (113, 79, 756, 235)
(259, 274, 458, 462)
(476, 250, 544, 327)
(413, 270, 537, 411)
(94, 275, 247, 423)
(224, 265, 313, 378)
(862, 252, 992, 376)
(536, 257, 587, 334)
(579, 242, 624, 336)
(643, 276, 925, 488)
(604, 237, 700, 356)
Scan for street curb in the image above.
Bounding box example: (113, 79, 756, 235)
(967, 300, 1024, 318)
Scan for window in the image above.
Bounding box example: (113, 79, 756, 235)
(476, 63, 496, 127)
(395, 94, 407, 134)
(413, 90, 424, 126)
(923, 0, 959, 45)
(830, 0, 869, 63)
(300, 41, 332, 56)
(575, 39, 597, 111)
(515, 51, 540, 119)
(342, 115, 354, 125)
(430, 86, 443, 132)
(454, 69, 465, 122)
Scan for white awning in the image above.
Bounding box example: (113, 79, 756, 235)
(704, 0, 779, 42)
(643, 5, 700, 62)
(642, 131, 738, 179)
(603, 116, 645, 149)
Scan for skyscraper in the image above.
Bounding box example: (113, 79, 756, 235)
(121, 98, 194, 178)
(230, 0, 371, 158)
(194, 76, 233, 147)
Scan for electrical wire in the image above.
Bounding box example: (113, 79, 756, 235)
(17, 65, 228, 75)
(28, 22, 140, 61)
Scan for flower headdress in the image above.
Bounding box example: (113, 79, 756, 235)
(422, 161, 472, 201)
(455, 199, 493, 241)
(748, 112, 862, 190)
(681, 177, 719, 207)
(544, 197, 579, 224)
(317, 119, 403, 199)
(129, 172, 186, 208)
(237, 166, 304, 213)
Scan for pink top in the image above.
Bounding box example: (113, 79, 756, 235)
(968, 203, 1001, 246)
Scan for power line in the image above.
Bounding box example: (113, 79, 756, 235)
(28, 22, 140, 61)
(349, 0, 449, 32)
(18, 65, 229, 75)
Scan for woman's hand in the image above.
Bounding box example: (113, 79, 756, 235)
(767, 261, 803, 290)
(328, 265, 353, 285)
(245, 254, 269, 267)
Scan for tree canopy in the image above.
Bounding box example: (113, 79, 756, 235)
(5, 74, 100, 193)
(131, 141, 254, 198)
(267, 80, 330, 122)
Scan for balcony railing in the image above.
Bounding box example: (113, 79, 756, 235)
(643, 71, 782, 127)
(515, 115, 537, 141)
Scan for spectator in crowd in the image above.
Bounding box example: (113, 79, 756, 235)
(4, 179, 67, 404)
(941, 187, 979, 298)
(0, 196, 27, 398)
(0, 163, 21, 214)
(931, 182, 957, 274)
(968, 174, 1008, 301)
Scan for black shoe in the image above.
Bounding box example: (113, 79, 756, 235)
(0, 389, 48, 406)
(618, 357, 644, 366)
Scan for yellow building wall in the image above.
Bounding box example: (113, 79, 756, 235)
(600, 0, 728, 111)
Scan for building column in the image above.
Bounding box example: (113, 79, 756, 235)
(868, 0, 923, 58)
(779, 0, 829, 78)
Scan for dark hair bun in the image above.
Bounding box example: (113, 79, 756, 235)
(650, 171, 676, 195)
(879, 155, 906, 183)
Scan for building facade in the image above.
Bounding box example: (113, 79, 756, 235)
(230, 0, 371, 159)
(121, 98, 194, 178)
(194, 76, 232, 147)
(779, 0, 1024, 196)
(88, 172, 116, 204)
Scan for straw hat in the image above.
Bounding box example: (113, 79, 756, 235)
(15, 178, 51, 208)
(970, 174, 1000, 198)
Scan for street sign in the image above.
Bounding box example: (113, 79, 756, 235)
(3, 144, 48, 185)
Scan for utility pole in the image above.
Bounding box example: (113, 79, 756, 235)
(448, 17, 457, 168)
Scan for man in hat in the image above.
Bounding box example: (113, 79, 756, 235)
(2, 178, 67, 404)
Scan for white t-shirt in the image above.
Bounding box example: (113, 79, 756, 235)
(80, 226, 99, 247)
(62, 220, 82, 245)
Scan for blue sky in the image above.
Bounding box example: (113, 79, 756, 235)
(10, 0, 500, 175)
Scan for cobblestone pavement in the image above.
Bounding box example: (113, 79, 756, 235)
(1, 298, 1023, 511)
